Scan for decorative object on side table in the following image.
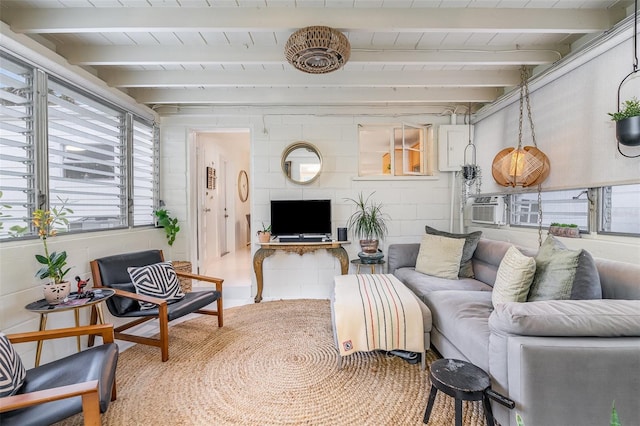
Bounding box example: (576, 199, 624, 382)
(345, 192, 389, 262)
(548, 223, 580, 238)
(30, 200, 74, 305)
(257, 222, 271, 243)
(154, 208, 180, 246)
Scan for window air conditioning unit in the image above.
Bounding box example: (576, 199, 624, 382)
(471, 196, 506, 225)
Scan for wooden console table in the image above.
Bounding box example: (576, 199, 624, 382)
(253, 241, 349, 303)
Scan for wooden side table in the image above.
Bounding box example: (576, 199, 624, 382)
(24, 289, 115, 366)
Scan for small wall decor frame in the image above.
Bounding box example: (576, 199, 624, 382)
(206, 166, 216, 189)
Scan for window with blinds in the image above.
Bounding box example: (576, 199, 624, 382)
(0, 51, 159, 240)
(47, 78, 127, 232)
(132, 118, 158, 226)
(0, 55, 35, 238)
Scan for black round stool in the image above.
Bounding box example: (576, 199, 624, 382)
(423, 358, 494, 426)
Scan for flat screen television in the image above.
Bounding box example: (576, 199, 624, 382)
(270, 199, 331, 236)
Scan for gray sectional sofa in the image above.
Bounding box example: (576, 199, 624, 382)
(388, 238, 640, 426)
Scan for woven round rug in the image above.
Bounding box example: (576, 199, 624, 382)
(59, 299, 486, 425)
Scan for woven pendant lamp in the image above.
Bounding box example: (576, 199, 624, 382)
(285, 26, 351, 74)
(492, 66, 550, 188)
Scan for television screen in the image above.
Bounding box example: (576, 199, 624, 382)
(270, 200, 331, 236)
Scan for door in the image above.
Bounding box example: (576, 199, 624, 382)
(219, 156, 229, 257)
(196, 138, 219, 276)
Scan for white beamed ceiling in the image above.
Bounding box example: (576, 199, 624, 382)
(0, 0, 633, 113)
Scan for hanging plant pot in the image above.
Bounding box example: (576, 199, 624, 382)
(616, 116, 640, 146)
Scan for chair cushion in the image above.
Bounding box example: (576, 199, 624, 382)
(0, 333, 26, 398)
(492, 246, 537, 305)
(415, 234, 465, 280)
(0, 343, 118, 426)
(117, 290, 221, 321)
(425, 226, 482, 278)
(128, 262, 185, 310)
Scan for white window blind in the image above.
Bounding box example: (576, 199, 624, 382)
(47, 78, 127, 232)
(132, 118, 158, 226)
(0, 55, 35, 238)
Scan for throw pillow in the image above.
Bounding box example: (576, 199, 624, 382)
(0, 332, 26, 398)
(425, 226, 482, 278)
(415, 234, 466, 280)
(128, 261, 185, 310)
(527, 235, 600, 301)
(491, 246, 536, 305)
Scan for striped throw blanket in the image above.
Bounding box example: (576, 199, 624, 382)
(333, 274, 424, 357)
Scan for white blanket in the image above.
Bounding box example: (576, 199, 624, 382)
(333, 274, 424, 356)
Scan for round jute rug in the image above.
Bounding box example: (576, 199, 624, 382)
(59, 299, 486, 426)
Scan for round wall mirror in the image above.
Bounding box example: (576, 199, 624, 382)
(281, 142, 322, 185)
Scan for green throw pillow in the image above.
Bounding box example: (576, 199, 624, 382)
(528, 236, 578, 301)
(425, 226, 482, 278)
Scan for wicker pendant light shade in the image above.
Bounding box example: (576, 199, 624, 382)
(492, 66, 550, 188)
(492, 146, 550, 187)
(285, 26, 351, 74)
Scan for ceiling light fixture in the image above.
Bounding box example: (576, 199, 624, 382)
(491, 66, 550, 188)
(285, 26, 351, 74)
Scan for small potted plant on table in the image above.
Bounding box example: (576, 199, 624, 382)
(345, 192, 389, 263)
(257, 222, 271, 243)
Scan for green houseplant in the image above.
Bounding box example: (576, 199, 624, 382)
(548, 222, 580, 238)
(345, 192, 389, 254)
(32, 201, 74, 304)
(257, 222, 271, 243)
(608, 97, 640, 147)
(154, 209, 180, 246)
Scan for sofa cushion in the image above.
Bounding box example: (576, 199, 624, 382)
(571, 250, 602, 300)
(492, 246, 537, 305)
(528, 235, 601, 301)
(128, 261, 185, 310)
(415, 234, 465, 280)
(528, 235, 579, 301)
(489, 299, 640, 337)
(0, 333, 26, 397)
(395, 268, 492, 304)
(423, 290, 493, 371)
(425, 226, 482, 278)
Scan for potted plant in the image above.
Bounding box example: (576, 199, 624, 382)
(609, 97, 640, 146)
(345, 192, 389, 256)
(257, 222, 271, 243)
(548, 223, 580, 238)
(32, 201, 74, 304)
(154, 209, 180, 246)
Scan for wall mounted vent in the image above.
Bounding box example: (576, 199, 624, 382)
(471, 196, 506, 225)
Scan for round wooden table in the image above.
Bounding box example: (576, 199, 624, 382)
(25, 289, 115, 366)
(423, 358, 495, 426)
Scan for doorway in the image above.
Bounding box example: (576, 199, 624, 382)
(194, 130, 250, 277)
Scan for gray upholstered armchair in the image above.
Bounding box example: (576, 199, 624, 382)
(0, 324, 118, 426)
(89, 249, 223, 362)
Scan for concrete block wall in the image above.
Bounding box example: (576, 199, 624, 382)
(160, 108, 459, 302)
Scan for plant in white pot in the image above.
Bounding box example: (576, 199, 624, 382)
(345, 192, 389, 261)
(32, 201, 74, 304)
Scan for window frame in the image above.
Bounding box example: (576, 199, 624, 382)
(0, 51, 159, 241)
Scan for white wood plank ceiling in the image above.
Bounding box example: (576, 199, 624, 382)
(0, 0, 634, 113)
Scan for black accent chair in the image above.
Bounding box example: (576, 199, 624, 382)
(0, 324, 118, 426)
(89, 250, 223, 362)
